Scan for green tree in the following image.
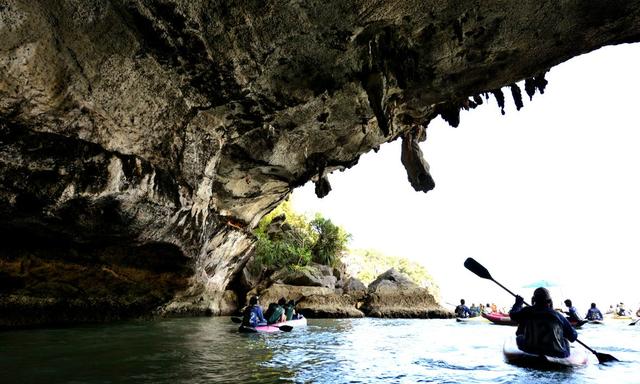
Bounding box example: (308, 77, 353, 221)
(253, 200, 350, 270)
(310, 215, 351, 267)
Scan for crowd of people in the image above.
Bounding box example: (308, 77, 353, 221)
(454, 300, 501, 318)
(455, 298, 639, 321)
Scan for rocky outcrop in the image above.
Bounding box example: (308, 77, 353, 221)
(272, 266, 335, 288)
(361, 269, 452, 318)
(1, 1, 640, 327)
(242, 263, 366, 318)
(342, 277, 368, 301)
(297, 294, 365, 318)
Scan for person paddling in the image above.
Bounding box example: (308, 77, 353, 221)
(509, 287, 577, 358)
(563, 299, 583, 323)
(455, 299, 472, 318)
(242, 296, 268, 327)
(267, 297, 287, 324)
(585, 303, 604, 321)
(285, 299, 298, 321)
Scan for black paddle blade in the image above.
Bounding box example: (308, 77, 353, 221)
(278, 325, 293, 332)
(464, 258, 493, 280)
(595, 352, 619, 363)
(230, 316, 242, 324)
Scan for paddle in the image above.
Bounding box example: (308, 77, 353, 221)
(464, 257, 618, 364)
(230, 316, 293, 332)
(629, 319, 640, 326)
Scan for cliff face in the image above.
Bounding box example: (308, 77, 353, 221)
(1, 0, 639, 327)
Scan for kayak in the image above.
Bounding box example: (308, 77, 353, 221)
(456, 316, 489, 323)
(238, 316, 308, 333)
(503, 336, 589, 369)
(482, 312, 517, 326)
(569, 319, 588, 328)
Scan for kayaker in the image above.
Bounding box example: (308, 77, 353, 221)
(455, 299, 471, 318)
(285, 299, 297, 320)
(469, 303, 480, 317)
(617, 303, 628, 316)
(585, 303, 604, 321)
(242, 296, 268, 327)
(509, 287, 577, 358)
(563, 299, 583, 322)
(267, 297, 287, 324)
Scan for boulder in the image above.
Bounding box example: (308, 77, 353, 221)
(297, 294, 365, 318)
(361, 269, 453, 319)
(250, 283, 334, 307)
(272, 266, 335, 288)
(247, 283, 363, 318)
(342, 277, 368, 301)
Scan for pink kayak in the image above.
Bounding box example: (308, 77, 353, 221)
(238, 317, 307, 333)
(482, 312, 517, 326)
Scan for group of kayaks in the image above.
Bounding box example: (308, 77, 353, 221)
(473, 311, 636, 328)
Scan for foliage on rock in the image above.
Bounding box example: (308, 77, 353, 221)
(253, 200, 350, 269)
(343, 249, 439, 298)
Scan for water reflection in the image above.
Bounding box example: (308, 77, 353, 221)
(0, 317, 638, 383)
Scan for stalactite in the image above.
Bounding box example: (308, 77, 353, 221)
(509, 84, 523, 111)
(435, 102, 461, 127)
(491, 89, 505, 115)
(524, 78, 536, 100)
(533, 72, 548, 94)
(473, 95, 483, 105)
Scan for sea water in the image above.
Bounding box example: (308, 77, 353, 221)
(1, 317, 638, 383)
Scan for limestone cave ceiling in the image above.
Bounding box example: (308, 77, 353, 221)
(1, 1, 639, 323)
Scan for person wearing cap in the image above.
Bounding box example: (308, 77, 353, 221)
(242, 296, 268, 327)
(585, 303, 604, 321)
(563, 299, 583, 323)
(509, 287, 578, 358)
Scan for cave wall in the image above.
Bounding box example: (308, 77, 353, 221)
(1, 0, 639, 327)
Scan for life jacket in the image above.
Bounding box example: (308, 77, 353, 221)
(285, 304, 295, 321)
(586, 308, 602, 321)
(267, 305, 285, 324)
(455, 305, 469, 318)
(516, 312, 569, 358)
(264, 303, 277, 322)
(242, 305, 259, 327)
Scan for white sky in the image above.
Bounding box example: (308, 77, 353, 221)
(291, 43, 640, 314)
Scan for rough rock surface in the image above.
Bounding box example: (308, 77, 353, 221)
(297, 293, 365, 318)
(362, 269, 452, 318)
(1, 1, 640, 327)
(342, 277, 368, 301)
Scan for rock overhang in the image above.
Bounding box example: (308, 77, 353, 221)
(1, 0, 640, 327)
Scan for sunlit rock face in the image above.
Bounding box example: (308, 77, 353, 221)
(1, 0, 639, 327)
